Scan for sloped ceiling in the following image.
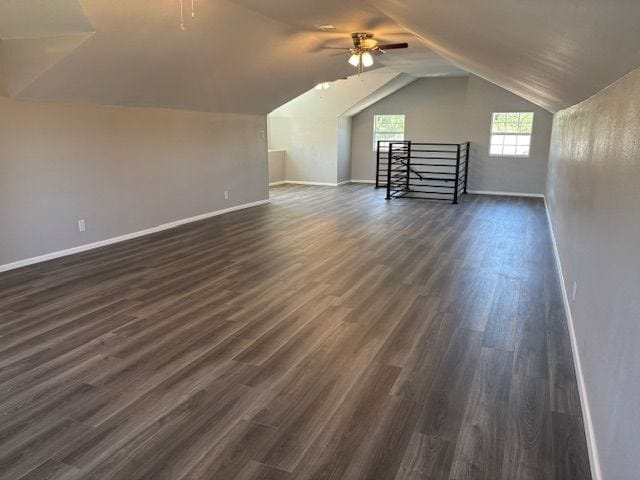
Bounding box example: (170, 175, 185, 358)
(0, 0, 462, 113)
(270, 69, 416, 118)
(373, 0, 640, 112)
(0, 0, 94, 96)
(0, 0, 92, 39)
(1, 33, 93, 96)
(0, 0, 639, 113)
(341, 72, 418, 117)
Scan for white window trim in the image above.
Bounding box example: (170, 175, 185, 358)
(488, 112, 534, 158)
(373, 115, 405, 151)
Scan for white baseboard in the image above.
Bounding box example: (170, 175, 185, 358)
(270, 180, 368, 187)
(350, 179, 376, 184)
(0, 199, 270, 273)
(544, 199, 602, 480)
(274, 180, 340, 187)
(467, 189, 545, 198)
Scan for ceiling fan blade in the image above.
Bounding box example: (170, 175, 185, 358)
(329, 51, 348, 57)
(376, 42, 409, 50)
(321, 46, 352, 50)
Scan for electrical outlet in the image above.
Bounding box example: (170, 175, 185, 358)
(78, 219, 86, 232)
(571, 281, 577, 302)
(224, 190, 229, 200)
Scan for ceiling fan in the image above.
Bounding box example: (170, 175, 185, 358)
(327, 32, 409, 73)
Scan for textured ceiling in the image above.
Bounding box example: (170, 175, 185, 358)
(374, 0, 640, 112)
(0, 0, 639, 113)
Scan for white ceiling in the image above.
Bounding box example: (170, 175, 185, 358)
(270, 69, 416, 118)
(0, 0, 639, 113)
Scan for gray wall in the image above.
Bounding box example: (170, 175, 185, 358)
(268, 116, 339, 184)
(547, 67, 640, 480)
(351, 76, 553, 194)
(337, 117, 352, 183)
(0, 96, 269, 266)
(465, 75, 552, 194)
(351, 77, 467, 182)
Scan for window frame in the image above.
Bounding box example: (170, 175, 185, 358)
(488, 112, 534, 158)
(373, 114, 406, 151)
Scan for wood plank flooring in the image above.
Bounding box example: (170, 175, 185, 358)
(0, 185, 592, 479)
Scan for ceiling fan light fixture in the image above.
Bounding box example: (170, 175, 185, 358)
(315, 24, 336, 31)
(348, 53, 361, 67)
(314, 82, 331, 91)
(361, 52, 374, 67)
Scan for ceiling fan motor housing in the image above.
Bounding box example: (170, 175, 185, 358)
(351, 32, 375, 49)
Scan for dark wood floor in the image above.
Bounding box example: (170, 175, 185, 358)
(0, 185, 591, 480)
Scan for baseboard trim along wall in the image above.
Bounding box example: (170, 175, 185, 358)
(0, 186, 601, 480)
(270, 180, 376, 186)
(285, 180, 338, 186)
(0, 199, 270, 273)
(350, 179, 376, 184)
(270, 180, 348, 187)
(467, 189, 545, 198)
(544, 199, 602, 480)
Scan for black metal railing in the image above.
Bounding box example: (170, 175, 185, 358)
(375, 140, 470, 204)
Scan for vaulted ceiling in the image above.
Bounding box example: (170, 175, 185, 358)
(270, 69, 418, 118)
(375, 0, 640, 112)
(1, 0, 639, 114)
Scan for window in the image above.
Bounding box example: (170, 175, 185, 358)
(373, 115, 405, 150)
(489, 112, 534, 157)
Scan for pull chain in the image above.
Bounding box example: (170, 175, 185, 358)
(180, 0, 196, 30)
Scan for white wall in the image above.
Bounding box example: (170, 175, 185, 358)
(268, 149, 285, 185)
(546, 67, 640, 480)
(0, 96, 269, 267)
(268, 116, 338, 184)
(337, 117, 352, 183)
(266, 71, 417, 186)
(351, 75, 553, 194)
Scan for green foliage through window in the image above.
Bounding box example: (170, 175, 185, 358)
(374, 115, 405, 150)
(490, 112, 534, 156)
